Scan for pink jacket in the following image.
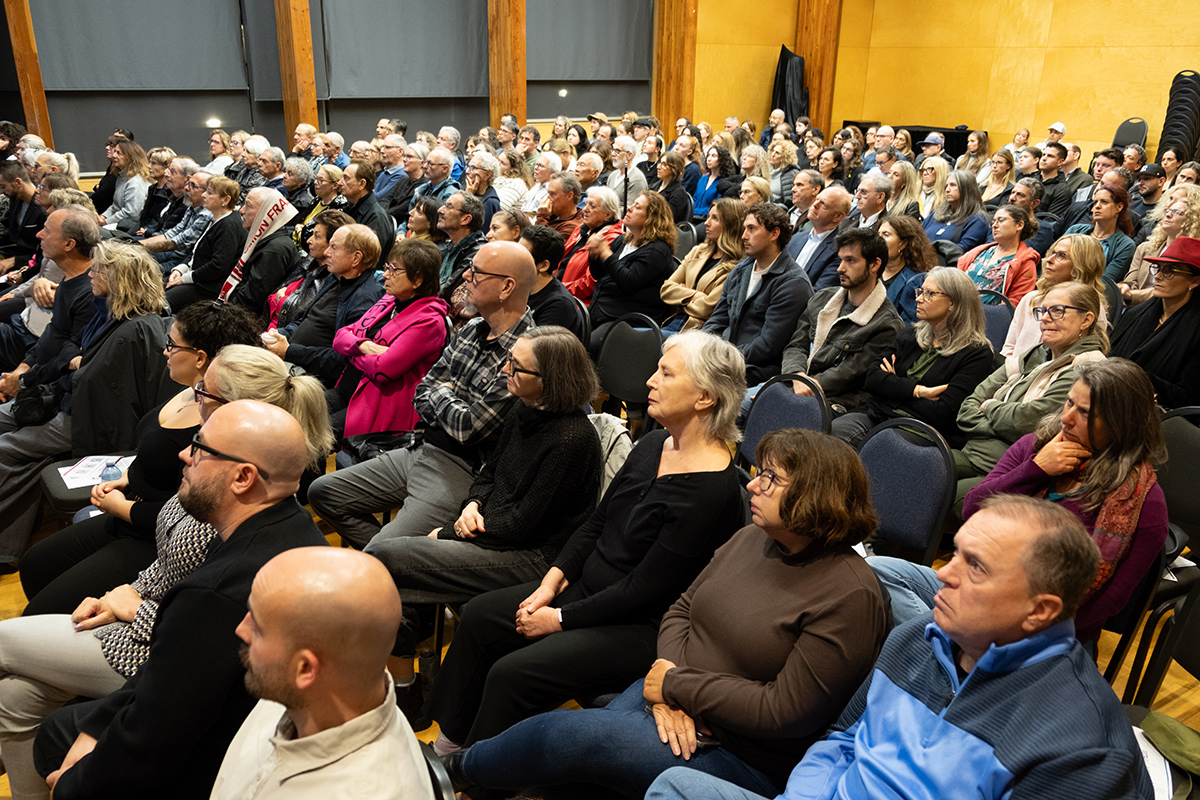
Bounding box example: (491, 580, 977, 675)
(333, 294, 450, 437)
(957, 241, 1040, 306)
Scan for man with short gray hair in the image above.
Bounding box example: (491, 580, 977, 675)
(412, 147, 461, 205)
(137, 157, 198, 238)
(375, 134, 409, 199)
(437, 126, 465, 183)
(321, 131, 350, 169)
(141, 170, 213, 268)
(257, 147, 286, 192)
(607, 136, 649, 216)
(838, 173, 890, 233)
(573, 153, 604, 197)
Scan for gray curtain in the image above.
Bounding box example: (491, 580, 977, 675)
(526, 0, 652, 81)
(320, 0, 488, 98)
(29, 0, 246, 90)
(243, 0, 330, 101)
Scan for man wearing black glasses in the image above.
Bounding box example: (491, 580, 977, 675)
(35, 400, 327, 800)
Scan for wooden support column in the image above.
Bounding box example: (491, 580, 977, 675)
(487, 0, 526, 126)
(274, 0, 319, 136)
(4, 0, 52, 147)
(652, 0, 696, 130)
(796, 0, 843, 137)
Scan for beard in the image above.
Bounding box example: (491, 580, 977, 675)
(239, 643, 304, 709)
(177, 471, 223, 523)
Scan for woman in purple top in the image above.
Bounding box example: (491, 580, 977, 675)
(963, 358, 1168, 651)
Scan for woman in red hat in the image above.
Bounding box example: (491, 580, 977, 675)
(1110, 236, 1200, 407)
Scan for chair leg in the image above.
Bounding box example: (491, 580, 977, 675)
(1120, 603, 1175, 703)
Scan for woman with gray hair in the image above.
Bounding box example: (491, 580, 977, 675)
(465, 150, 501, 227)
(520, 152, 562, 215)
(561, 186, 623, 302)
(425, 330, 747, 748)
(833, 266, 995, 448)
(281, 156, 315, 215)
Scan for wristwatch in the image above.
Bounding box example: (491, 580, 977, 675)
(16, 373, 26, 390)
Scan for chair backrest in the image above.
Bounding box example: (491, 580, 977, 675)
(977, 290, 1015, 353)
(741, 373, 832, 467)
(596, 313, 663, 407)
(674, 222, 695, 260)
(684, 191, 695, 222)
(1159, 408, 1200, 542)
(1102, 277, 1123, 330)
(441, 315, 456, 352)
(420, 742, 457, 800)
(1101, 546, 1168, 683)
(931, 239, 964, 267)
(1113, 117, 1149, 148)
(857, 418, 955, 566)
(570, 293, 592, 345)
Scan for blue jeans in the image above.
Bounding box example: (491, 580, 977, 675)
(646, 766, 771, 800)
(461, 679, 779, 800)
(867, 556, 940, 627)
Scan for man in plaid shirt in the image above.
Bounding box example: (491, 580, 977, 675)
(309, 240, 536, 550)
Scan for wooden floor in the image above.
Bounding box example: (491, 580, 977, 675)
(1, 504, 1196, 797)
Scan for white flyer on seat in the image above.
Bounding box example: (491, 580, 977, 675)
(58, 455, 137, 490)
(1132, 726, 1174, 800)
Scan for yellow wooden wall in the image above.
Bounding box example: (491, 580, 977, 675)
(691, 0, 800, 132)
(830, 0, 1200, 160)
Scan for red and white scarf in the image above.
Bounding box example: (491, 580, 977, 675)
(217, 191, 298, 302)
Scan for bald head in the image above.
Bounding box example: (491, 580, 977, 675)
(488, 240, 537, 302)
(247, 547, 401, 686)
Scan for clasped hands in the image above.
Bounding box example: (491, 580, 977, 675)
(643, 658, 710, 759)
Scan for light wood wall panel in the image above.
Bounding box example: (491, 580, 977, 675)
(653, 0, 697, 129)
(4, 0, 52, 146)
(488, 0, 526, 126)
(274, 0, 319, 134)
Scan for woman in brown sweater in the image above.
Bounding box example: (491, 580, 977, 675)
(443, 428, 888, 799)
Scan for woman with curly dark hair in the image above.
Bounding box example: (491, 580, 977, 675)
(1065, 183, 1137, 282)
(693, 145, 738, 224)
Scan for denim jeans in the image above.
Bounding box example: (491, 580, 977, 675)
(461, 679, 779, 800)
(866, 555, 940, 627)
(646, 766, 771, 800)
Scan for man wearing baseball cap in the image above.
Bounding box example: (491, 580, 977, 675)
(914, 131, 944, 169)
(1037, 121, 1066, 149)
(1110, 236, 1200, 408)
(1137, 164, 1167, 207)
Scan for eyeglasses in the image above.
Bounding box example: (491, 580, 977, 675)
(990, 159, 1008, 166)
(1032, 304, 1087, 321)
(506, 353, 541, 377)
(753, 467, 787, 493)
(1046, 250, 1071, 263)
(184, 181, 199, 190)
(381, 262, 407, 275)
(192, 380, 227, 406)
(919, 167, 936, 174)
(1164, 208, 1186, 219)
(914, 288, 949, 301)
(189, 435, 271, 481)
(465, 264, 509, 283)
(1149, 263, 1200, 278)
(165, 337, 199, 354)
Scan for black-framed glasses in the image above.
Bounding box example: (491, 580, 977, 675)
(1032, 304, 1086, 321)
(1150, 263, 1199, 278)
(753, 467, 787, 493)
(189, 435, 271, 481)
(914, 288, 948, 301)
(919, 167, 936, 174)
(465, 264, 509, 283)
(165, 337, 199, 354)
(506, 353, 541, 378)
(192, 380, 227, 406)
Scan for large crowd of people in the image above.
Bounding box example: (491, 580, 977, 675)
(0, 109, 1187, 799)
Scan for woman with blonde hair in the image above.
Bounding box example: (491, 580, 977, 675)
(768, 139, 799, 205)
(1003, 234, 1107, 359)
(1120, 186, 1200, 304)
(894, 128, 915, 161)
(34, 150, 79, 184)
(916, 155, 949, 218)
(292, 162, 346, 251)
(738, 145, 770, 181)
(981, 149, 1016, 211)
(738, 176, 772, 206)
(887, 161, 922, 219)
(99, 140, 151, 229)
(660, 197, 746, 332)
(834, 266, 994, 447)
(955, 130, 991, 183)
(586, 190, 678, 351)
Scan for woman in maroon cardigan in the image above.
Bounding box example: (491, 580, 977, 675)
(963, 358, 1168, 651)
(331, 237, 449, 437)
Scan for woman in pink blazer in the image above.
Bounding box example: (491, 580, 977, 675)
(334, 238, 450, 436)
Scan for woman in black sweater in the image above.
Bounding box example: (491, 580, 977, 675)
(164, 176, 249, 309)
(586, 190, 678, 354)
(364, 327, 605, 715)
(832, 266, 995, 447)
(425, 331, 747, 749)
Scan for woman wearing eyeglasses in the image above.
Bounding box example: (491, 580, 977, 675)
(832, 267, 993, 448)
(1119, 194, 1200, 306)
(365, 326, 604, 723)
(0, 343, 332, 798)
(1002, 234, 1107, 360)
(18, 298, 265, 616)
(1110, 236, 1200, 408)
(329, 238, 450, 439)
(957, 204, 1041, 306)
(440, 428, 886, 800)
(953, 281, 1108, 491)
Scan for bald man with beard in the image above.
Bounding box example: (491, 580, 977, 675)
(35, 401, 328, 800)
(211, 548, 433, 799)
